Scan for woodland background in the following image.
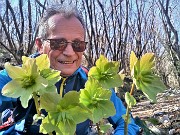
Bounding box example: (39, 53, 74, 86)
(0, 0, 180, 134)
(0, 0, 180, 88)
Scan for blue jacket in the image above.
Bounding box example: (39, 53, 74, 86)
(0, 54, 140, 135)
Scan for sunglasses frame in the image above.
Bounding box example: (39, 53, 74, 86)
(43, 38, 87, 52)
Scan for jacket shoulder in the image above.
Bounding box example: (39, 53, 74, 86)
(0, 69, 12, 89)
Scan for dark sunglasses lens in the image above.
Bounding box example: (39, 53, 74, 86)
(72, 41, 86, 52)
(50, 39, 67, 50)
(49, 39, 86, 52)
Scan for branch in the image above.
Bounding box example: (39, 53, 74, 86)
(158, 0, 179, 48)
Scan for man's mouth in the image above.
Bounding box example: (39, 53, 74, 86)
(59, 60, 76, 64)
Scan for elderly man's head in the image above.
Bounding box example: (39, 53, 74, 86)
(36, 5, 87, 77)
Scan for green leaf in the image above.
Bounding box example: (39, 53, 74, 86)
(40, 112, 62, 134)
(40, 92, 61, 112)
(146, 118, 159, 125)
(92, 100, 115, 123)
(125, 92, 136, 108)
(134, 116, 153, 135)
(56, 115, 76, 135)
(57, 91, 90, 122)
(100, 123, 112, 133)
(140, 76, 166, 102)
(88, 55, 122, 89)
(67, 105, 91, 124)
(39, 85, 57, 94)
(58, 91, 80, 108)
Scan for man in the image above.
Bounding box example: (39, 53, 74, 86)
(0, 4, 140, 135)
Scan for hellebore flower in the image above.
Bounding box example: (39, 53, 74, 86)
(130, 51, 166, 102)
(88, 55, 122, 89)
(2, 54, 61, 108)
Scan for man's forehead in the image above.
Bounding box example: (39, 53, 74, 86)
(48, 14, 82, 27)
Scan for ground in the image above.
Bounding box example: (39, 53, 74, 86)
(131, 88, 180, 135)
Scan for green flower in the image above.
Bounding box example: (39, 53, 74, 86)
(88, 55, 122, 89)
(79, 77, 115, 123)
(40, 92, 90, 135)
(2, 54, 61, 108)
(130, 51, 166, 102)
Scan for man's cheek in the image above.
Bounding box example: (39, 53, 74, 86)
(42, 45, 51, 54)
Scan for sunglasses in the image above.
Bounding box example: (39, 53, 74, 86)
(44, 38, 87, 52)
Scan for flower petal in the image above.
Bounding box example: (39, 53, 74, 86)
(34, 76, 48, 92)
(19, 89, 33, 108)
(22, 58, 38, 76)
(36, 54, 50, 71)
(2, 80, 25, 98)
(5, 63, 26, 79)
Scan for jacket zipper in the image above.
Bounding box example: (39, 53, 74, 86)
(60, 77, 66, 97)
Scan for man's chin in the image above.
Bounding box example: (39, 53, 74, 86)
(60, 70, 75, 77)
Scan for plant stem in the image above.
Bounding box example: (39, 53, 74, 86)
(96, 123, 100, 135)
(130, 83, 135, 95)
(124, 106, 130, 135)
(124, 83, 135, 135)
(33, 92, 40, 116)
(96, 123, 102, 135)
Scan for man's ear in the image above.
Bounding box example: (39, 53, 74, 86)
(35, 38, 43, 52)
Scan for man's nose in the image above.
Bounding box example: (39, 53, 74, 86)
(62, 43, 75, 55)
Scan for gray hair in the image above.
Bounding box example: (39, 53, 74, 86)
(38, 4, 85, 39)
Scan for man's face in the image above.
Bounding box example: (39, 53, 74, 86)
(39, 15, 85, 77)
